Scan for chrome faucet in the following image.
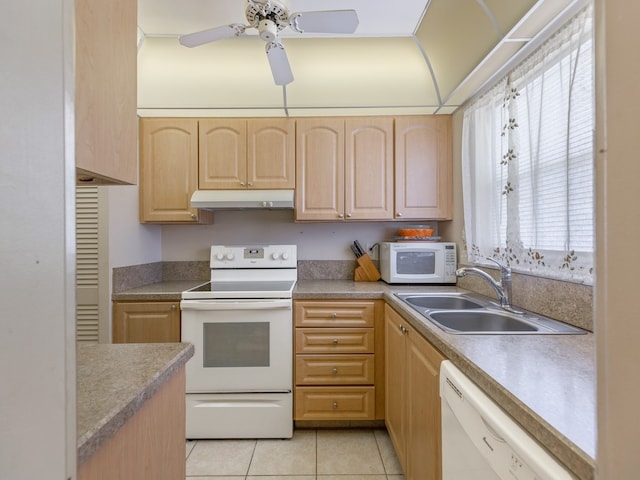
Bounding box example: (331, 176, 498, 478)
(456, 257, 519, 313)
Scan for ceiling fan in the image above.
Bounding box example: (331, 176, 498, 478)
(178, 0, 359, 86)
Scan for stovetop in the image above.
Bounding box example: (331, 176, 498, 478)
(182, 245, 298, 300)
(182, 280, 296, 299)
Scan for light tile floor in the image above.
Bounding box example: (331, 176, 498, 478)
(185, 428, 405, 480)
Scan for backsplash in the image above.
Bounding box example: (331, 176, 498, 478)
(113, 260, 358, 293)
(456, 265, 593, 332)
(297, 260, 358, 280)
(112, 260, 592, 331)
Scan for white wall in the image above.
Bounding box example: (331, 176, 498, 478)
(595, 0, 640, 477)
(161, 209, 429, 261)
(107, 184, 162, 267)
(0, 0, 75, 477)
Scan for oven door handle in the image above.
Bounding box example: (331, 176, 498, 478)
(180, 299, 292, 311)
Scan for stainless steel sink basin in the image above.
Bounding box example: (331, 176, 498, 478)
(400, 294, 485, 310)
(394, 292, 587, 335)
(429, 310, 538, 333)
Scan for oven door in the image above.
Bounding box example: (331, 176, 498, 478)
(180, 298, 292, 393)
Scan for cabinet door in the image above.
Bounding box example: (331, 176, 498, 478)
(384, 305, 407, 467)
(395, 116, 452, 220)
(248, 118, 295, 189)
(139, 118, 210, 223)
(199, 119, 247, 189)
(295, 118, 345, 220)
(75, 0, 136, 185)
(113, 301, 181, 343)
(345, 118, 394, 220)
(406, 322, 445, 480)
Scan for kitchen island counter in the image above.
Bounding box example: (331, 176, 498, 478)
(77, 342, 194, 466)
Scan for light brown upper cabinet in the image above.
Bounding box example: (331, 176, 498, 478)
(296, 117, 394, 221)
(139, 118, 213, 224)
(75, 0, 137, 185)
(395, 116, 453, 220)
(199, 118, 295, 190)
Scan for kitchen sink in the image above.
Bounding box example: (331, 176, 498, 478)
(429, 310, 538, 333)
(395, 292, 587, 335)
(399, 293, 485, 310)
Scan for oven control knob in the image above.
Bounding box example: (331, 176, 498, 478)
(226, 253, 235, 261)
(215, 253, 225, 261)
(281, 252, 289, 260)
(272, 252, 280, 260)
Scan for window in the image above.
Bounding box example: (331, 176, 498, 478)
(461, 6, 594, 284)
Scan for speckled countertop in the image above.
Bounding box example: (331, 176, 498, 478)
(77, 342, 194, 465)
(114, 279, 595, 480)
(112, 280, 205, 301)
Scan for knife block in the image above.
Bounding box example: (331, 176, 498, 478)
(354, 254, 381, 282)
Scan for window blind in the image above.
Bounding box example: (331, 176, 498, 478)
(462, 5, 594, 283)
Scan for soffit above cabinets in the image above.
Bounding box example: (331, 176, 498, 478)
(137, 0, 587, 116)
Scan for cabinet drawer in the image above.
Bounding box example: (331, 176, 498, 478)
(295, 300, 375, 327)
(296, 354, 374, 385)
(295, 387, 375, 420)
(296, 328, 374, 354)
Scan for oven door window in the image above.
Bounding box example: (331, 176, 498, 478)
(203, 322, 270, 368)
(397, 251, 436, 275)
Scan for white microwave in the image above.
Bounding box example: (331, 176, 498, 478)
(379, 242, 457, 284)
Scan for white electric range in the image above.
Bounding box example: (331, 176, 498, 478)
(180, 244, 297, 439)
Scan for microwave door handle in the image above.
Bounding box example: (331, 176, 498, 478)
(180, 299, 292, 311)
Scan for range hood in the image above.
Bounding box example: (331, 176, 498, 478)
(190, 189, 295, 210)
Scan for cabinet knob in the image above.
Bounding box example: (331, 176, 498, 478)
(171, 304, 177, 311)
(399, 324, 407, 334)
(346, 213, 352, 218)
(332, 401, 338, 410)
(332, 368, 338, 375)
(397, 212, 403, 217)
(338, 213, 344, 218)
(248, 182, 254, 187)
(190, 214, 196, 219)
(240, 182, 246, 187)
(332, 339, 339, 345)
(331, 312, 337, 319)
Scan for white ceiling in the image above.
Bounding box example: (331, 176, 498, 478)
(137, 0, 431, 38)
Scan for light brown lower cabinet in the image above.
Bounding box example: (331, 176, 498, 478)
(294, 299, 385, 421)
(78, 368, 186, 480)
(112, 301, 181, 343)
(385, 304, 445, 480)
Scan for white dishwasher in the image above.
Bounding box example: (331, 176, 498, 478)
(439, 360, 575, 480)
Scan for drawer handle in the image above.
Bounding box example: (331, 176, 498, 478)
(332, 368, 338, 375)
(332, 339, 339, 345)
(332, 401, 338, 409)
(331, 312, 337, 319)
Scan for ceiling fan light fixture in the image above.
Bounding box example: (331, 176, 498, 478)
(258, 19, 278, 42)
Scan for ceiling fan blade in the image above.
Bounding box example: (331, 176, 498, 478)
(265, 41, 294, 86)
(179, 24, 246, 47)
(289, 10, 359, 34)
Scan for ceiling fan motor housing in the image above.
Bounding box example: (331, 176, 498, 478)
(246, 0, 290, 31)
